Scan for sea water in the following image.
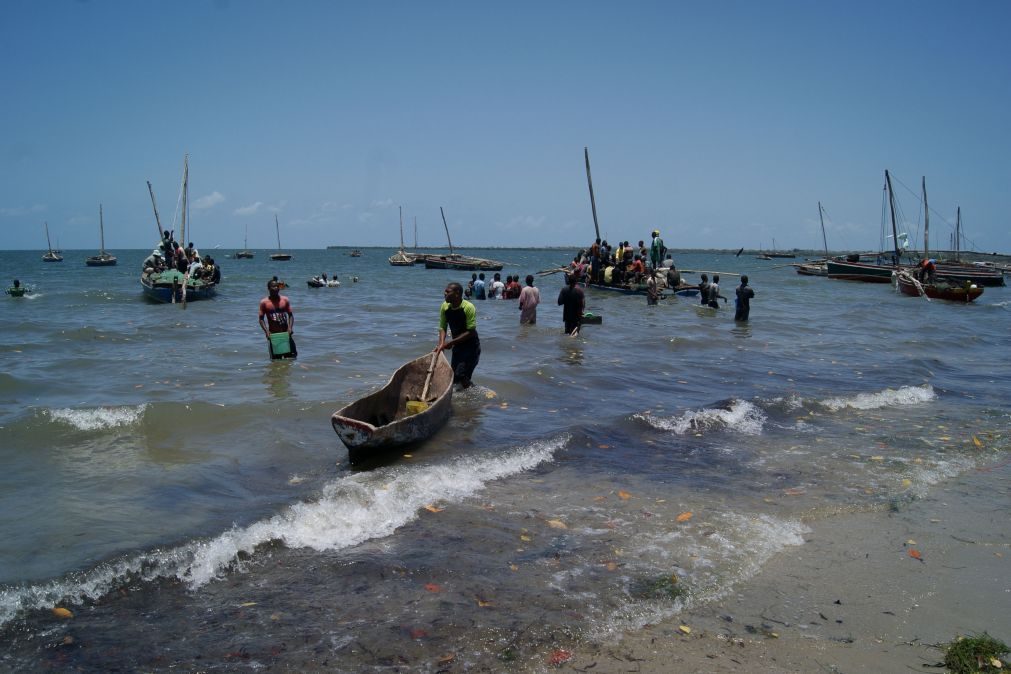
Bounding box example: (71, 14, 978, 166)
(0, 247, 1008, 671)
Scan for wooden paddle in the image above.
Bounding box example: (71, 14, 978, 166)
(406, 351, 439, 414)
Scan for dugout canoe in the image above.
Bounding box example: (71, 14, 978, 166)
(331, 351, 454, 461)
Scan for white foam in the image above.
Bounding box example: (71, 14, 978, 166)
(637, 400, 767, 436)
(820, 384, 936, 412)
(46, 404, 147, 431)
(0, 435, 567, 628)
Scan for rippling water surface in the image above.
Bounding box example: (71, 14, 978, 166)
(1, 247, 1008, 671)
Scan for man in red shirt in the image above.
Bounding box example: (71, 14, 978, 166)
(259, 279, 297, 359)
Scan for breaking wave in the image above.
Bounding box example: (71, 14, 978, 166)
(636, 399, 766, 435)
(819, 384, 936, 412)
(46, 404, 147, 431)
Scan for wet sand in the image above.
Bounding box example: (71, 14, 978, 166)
(563, 459, 1010, 673)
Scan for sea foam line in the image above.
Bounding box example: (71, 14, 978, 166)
(46, 404, 147, 431)
(636, 399, 767, 436)
(0, 435, 568, 628)
(819, 384, 935, 412)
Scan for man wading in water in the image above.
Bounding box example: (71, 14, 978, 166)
(436, 282, 480, 389)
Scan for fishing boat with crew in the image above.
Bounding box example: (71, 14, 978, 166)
(140, 155, 219, 304)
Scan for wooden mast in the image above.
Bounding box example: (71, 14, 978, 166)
(922, 176, 929, 258)
(440, 207, 455, 256)
(399, 205, 405, 250)
(45, 222, 54, 254)
(818, 202, 829, 259)
(147, 181, 165, 241)
(275, 213, 282, 251)
(180, 155, 189, 249)
(99, 203, 106, 254)
(884, 170, 901, 265)
(584, 147, 601, 241)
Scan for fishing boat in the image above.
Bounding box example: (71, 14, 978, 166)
(389, 206, 415, 266)
(235, 224, 254, 259)
(896, 271, 983, 302)
(141, 156, 218, 304)
(85, 204, 117, 266)
(828, 171, 909, 282)
(331, 351, 454, 462)
(349, 249, 363, 257)
(794, 203, 830, 276)
(270, 215, 292, 261)
(42, 223, 62, 262)
(423, 207, 504, 271)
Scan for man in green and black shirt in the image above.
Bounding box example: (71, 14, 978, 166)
(436, 282, 480, 389)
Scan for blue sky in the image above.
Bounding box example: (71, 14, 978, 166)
(2, 0, 1009, 253)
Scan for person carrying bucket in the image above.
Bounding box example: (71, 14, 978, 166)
(259, 278, 297, 359)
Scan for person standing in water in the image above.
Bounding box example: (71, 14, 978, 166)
(259, 279, 296, 359)
(436, 282, 480, 389)
(518, 274, 540, 324)
(557, 271, 585, 335)
(735, 275, 755, 321)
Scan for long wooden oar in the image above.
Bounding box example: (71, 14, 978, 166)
(406, 351, 439, 414)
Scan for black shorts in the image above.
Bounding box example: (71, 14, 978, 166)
(450, 341, 480, 384)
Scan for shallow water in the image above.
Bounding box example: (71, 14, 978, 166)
(0, 247, 1008, 671)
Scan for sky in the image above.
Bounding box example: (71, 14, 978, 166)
(2, 0, 1009, 253)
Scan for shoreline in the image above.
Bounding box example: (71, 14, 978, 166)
(563, 459, 1010, 673)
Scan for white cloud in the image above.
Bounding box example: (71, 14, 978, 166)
(0, 204, 46, 217)
(234, 201, 264, 216)
(193, 191, 225, 209)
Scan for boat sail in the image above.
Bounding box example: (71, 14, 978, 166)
(140, 155, 218, 304)
(42, 222, 63, 262)
(389, 206, 415, 266)
(270, 214, 292, 261)
(85, 204, 117, 266)
(236, 224, 254, 259)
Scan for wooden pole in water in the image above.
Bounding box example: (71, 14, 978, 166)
(584, 147, 601, 242)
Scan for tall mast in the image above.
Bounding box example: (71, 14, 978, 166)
(45, 222, 53, 253)
(147, 181, 164, 240)
(99, 203, 106, 254)
(584, 147, 601, 241)
(817, 202, 829, 258)
(413, 216, 417, 249)
(922, 176, 929, 257)
(244, 223, 248, 249)
(955, 207, 961, 259)
(884, 170, 901, 265)
(399, 205, 405, 250)
(275, 214, 282, 251)
(439, 207, 454, 256)
(180, 155, 189, 247)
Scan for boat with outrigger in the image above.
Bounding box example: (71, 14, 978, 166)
(140, 155, 218, 304)
(420, 207, 504, 271)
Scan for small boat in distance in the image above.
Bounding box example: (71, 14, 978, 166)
(270, 214, 292, 261)
(85, 204, 117, 266)
(331, 351, 454, 463)
(349, 249, 363, 257)
(235, 224, 254, 259)
(42, 222, 63, 262)
(422, 207, 504, 271)
(389, 206, 415, 266)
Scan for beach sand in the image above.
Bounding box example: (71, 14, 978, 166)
(561, 460, 1010, 673)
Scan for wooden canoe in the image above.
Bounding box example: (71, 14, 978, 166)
(331, 351, 454, 461)
(896, 273, 984, 302)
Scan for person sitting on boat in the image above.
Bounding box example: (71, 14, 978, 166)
(208, 257, 221, 284)
(917, 258, 936, 283)
(603, 262, 615, 285)
(188, 256, 204, 278)
(259, 279, 296, 360)
(630, 255, 646, 284)
(436, 282, 480, 389)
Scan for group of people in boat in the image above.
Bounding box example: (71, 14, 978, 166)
(142, 231, 221, 283)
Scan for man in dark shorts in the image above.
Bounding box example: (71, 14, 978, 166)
(734, 275, 755, 322)
(557, 271, 585, 335)
(436, 282, 480, 389)
(259, 279, 297, 359)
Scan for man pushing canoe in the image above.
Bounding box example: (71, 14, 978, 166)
(435, 282, 480, 389)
